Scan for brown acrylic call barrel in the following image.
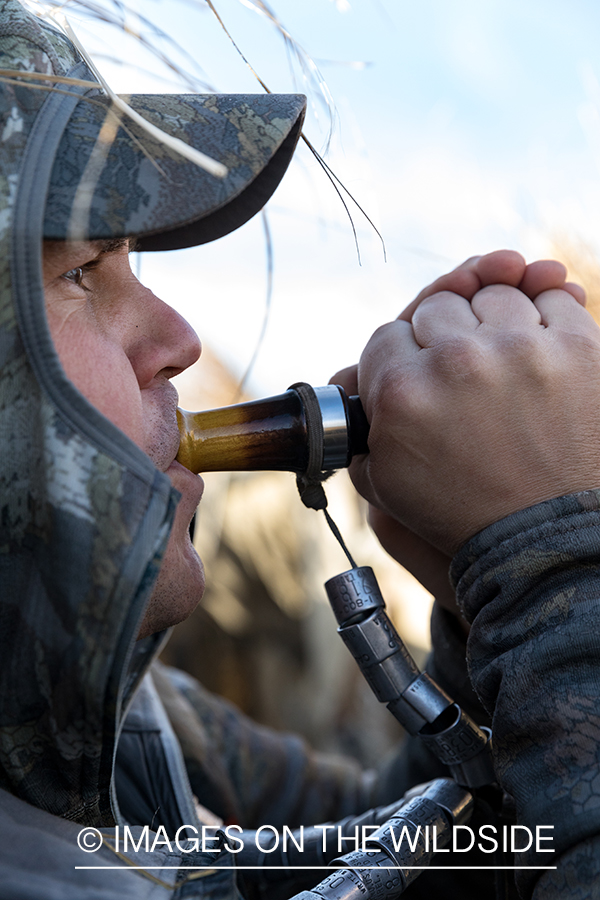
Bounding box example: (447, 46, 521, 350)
(176, 384, 369, 475)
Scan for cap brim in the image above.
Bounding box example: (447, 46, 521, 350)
(43, 92, 306, 251)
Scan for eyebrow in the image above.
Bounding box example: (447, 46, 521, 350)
(97, 237, 138, 254)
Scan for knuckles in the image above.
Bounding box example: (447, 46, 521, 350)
(359, 317, 600, 440)
(424, 336, 490, 383)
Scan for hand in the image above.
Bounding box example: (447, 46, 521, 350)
(350, 276, 599, 557)
(334, 360, 460, 613)
(367, 506, 460, 614)
(333, 250, 589, 588)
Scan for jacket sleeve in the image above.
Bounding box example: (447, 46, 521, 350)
(155, 606, 488, 836)
(451, 488, 600, 899)
(152, 660, 377, 830)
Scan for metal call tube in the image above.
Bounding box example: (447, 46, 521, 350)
(176, 384, 369, 474)
(325, 566, 495, 789)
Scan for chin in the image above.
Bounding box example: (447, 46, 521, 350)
(137, 531, 205, 639)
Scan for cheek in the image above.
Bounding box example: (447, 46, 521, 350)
(52, 320, 145, 447)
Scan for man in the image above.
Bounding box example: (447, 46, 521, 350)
(1, 2, 598, 899)
(0, 2, 384, 896)
(5, 3, 485, 898)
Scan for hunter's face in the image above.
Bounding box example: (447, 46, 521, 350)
(43, 239, 206, 638)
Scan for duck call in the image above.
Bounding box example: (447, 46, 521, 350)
(176, 383, 369, 475)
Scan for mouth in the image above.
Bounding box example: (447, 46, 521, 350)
(167, 458, 205, 512)
(149, 385, 187, 473)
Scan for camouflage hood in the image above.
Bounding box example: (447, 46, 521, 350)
(0, 0, 304, 826)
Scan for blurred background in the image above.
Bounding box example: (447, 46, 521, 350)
(31, 0, 600, 764)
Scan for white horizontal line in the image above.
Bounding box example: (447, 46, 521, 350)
(75, 866, 557, 871)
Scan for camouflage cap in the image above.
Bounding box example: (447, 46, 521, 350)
(1, 1, 306, 251)
(44, 90, 307, 251)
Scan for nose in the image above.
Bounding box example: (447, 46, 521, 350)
(126, 282, 202, 388)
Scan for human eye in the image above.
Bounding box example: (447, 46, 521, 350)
(61, 259, 100, 291)
(62, 267, 85, 287)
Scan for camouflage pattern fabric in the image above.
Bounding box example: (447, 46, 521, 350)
(452, 489, 600, 897)
(154, 662, 374, 831)
(0, 2, 373, 897)
(0, 0, 179, 826)
(44, 91, 306, 250)
(0, 0, 302, 841)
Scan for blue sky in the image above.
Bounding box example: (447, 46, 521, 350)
(68, 0, 600, 394)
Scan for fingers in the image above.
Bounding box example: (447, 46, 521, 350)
(400, 250, 585, 327)
(412, 291, 480, 347)
(412, 280, 591, 350)
(330, 364, 358, 395)
(534, 289, 600, 336)
(359, 320, 421, 391)
(471, 284, 543, 329)
(398, 255, 483, 323)
(399, 250, 525, 323)
(517, 261, 585, 305)
(357, 319, 421, 423)
(413, 284, 592, 346)
(412, 280, 600, 347)
(476, 250, 527, 288)
(518, 260, 567, 299)
(563, 282, 587, 306)
(412, 283, 543, 347)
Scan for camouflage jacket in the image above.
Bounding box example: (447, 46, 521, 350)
(377, 492, 600, 900)
(0, 657, 379, 899)
(450, 490, 600, 899)
(0, 2, 361, 897)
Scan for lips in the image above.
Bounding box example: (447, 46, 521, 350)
(167, 458, 205, 511)
(146, 385, 185, 472)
